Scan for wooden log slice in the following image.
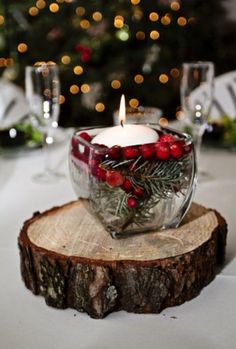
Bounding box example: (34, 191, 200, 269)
(18, 201, 227, 319)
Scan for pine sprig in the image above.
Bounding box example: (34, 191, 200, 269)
(91, 154, 192, 232)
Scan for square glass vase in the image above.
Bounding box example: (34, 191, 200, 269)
(69, 125, 196, 238)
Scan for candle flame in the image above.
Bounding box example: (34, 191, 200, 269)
(119, 94, 126, 127)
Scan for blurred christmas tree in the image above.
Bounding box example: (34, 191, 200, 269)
(0, 0, 234, 127)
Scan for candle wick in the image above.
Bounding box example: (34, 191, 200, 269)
(120, 119, 124, 128)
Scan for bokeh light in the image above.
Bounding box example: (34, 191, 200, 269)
(159, 74, 169, 84)
(177, 17, 187, 26)
(17, 43, 28, 53)
(111, 80, 121, 89)
(70, 85, 79, 94)
(0, 16, 5, 25)
(92, 12, 103, 22)
(80, 19, 90, 29)
(150, 30, 160, 40)
(49, 3, 59, 13)
(29, 7, 39, 16)
(134, 74, 144, 84)
(170, 1, 180, 11)
(61, 55, 71, 64)
(149, 12, 159, 22)
(81, 84, 90, 93)
(73, 66, 84, 75)
(136, 31, 145, 40)
(129, 98, 139, 108)
(95, 103, 105, 112)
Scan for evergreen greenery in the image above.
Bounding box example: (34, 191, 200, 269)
(91, 153, 191, 230)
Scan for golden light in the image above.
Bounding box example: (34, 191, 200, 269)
(34, 61, 46, 66)
(74, 65, 84, 75)
(176, 110, 184, 120)
(150, 30, 160, 40)
(59, 95, 65, 104)
(177, 16, 187, 26)
(134, 74, 144, 84)
(70, 85, 79, 94)
(161, 15, 171, 25)
(159, 74, 169, 84)
(130, 0, 141, 5)
(95, 103, 105, 112)
(111, 80, 121, 89)
(136, 31, 145, 40)
(170, 68, 180, 78)
(114, 19, 124, 28)
(80, 19, 90, 29)
(0, 58, 6, 67)
(92, 11, 103, 22)
(119, 94, 126, 124)
(159, 117, 169, 127)
(29, 7, 39, 16)
(188, 17, 196, 25)
(5, 58, 14, 67)
(114, 16, 124, 29)
(47, 61, 56, 65)
(0, 15, 5, 25)
(36, 0, 46, 9)
(170, 1, 180, 11)
(61, 55, 71, 64)
(76, 7, 85, 16)
(149, 12, 159, 22)
(17, 43, 28, 53)
(129, 98, 139, 108)
(81, 84, 90, 93)
(49, 3, 59, 13)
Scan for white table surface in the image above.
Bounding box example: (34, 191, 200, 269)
(0, 134, 236, 349)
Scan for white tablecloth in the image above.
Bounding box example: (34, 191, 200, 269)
(0, 135, 236, 349)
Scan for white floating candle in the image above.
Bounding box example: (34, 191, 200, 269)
(91, 95, 159, 147)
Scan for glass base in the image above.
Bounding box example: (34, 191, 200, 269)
(32, 170, 65, 183)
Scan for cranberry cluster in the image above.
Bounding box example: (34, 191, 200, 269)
(71, 130, 192, 209)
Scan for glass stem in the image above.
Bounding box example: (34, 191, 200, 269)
(192, 125, 205, 174)
(43, 131, 54, 175)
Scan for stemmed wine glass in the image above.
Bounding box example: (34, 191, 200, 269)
(180, 61, 214, 178)
(25, 63, 63, 182)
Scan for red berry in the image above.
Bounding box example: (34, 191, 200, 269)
(96, 166, 107, 181)
(90, 160, 99, 176)
(155, 142, 170, 160)
(107, 145, 121, 160)
(123, 146, 140, 159)
(133, 186, 145, 198)
(122, 178, 133, 193)
(71, 149, 82, 160)
(79, 132, 92, 142)
(140, 144, 155, 159)
(90, 160, 106, 181)
(159, 134, 175, 143)
(71, 136, 79, 149)
(84, 146, 90, 160)
(90, 149, 105, 162)
(170, 142, 183, 159)
(106, 170, 124, 187)
(127, 197, 138, 209)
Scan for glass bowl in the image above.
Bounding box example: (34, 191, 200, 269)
(69, 125, 196, 238)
